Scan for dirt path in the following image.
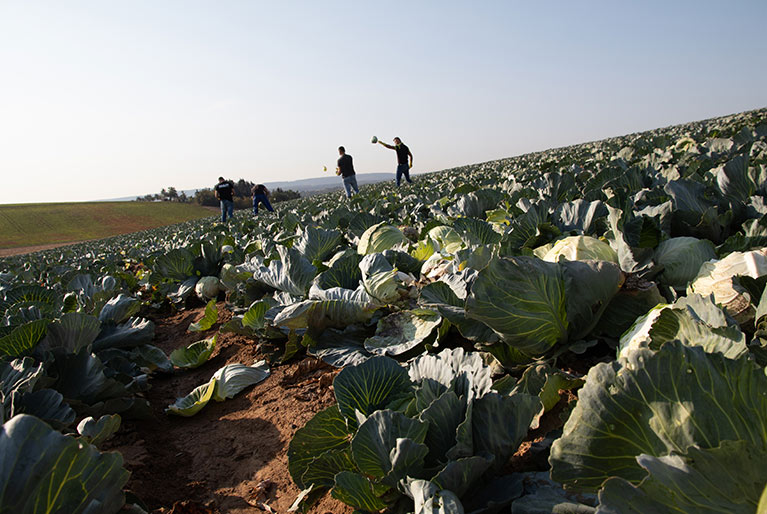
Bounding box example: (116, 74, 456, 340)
(0, 241, 84, 257)
(105, 305, 354, 514)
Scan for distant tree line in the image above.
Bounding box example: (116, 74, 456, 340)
(136, 187, 188, 203)
(135, 179, 300, 209)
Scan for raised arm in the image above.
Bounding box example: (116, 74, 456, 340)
(378, 141, 395, 150)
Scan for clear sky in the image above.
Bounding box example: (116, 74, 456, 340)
(1, 1, 766, 204)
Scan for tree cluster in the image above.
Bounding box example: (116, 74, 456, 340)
(135, 187, 188, 203)
(135, 180, 301, 208)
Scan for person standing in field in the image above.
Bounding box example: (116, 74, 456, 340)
(214, 176, 235, 222)
(337, 146, 359, 198)
(252, 183, 275, 215)
(377, 137, 413, 186)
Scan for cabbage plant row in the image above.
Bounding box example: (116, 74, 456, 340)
(2, 107, 767, 513)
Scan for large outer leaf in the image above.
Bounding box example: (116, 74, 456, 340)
(188, 299, 218, 332)
(451, 217, 502, 246)
(92, 317, 155, 351)
(419, 391, 464, 467)
(0, 319, 50, 357)
(169, 335, 216, 369)
(510, 363, 584, 413)
(152, 247, 195, 281)
(77, 414, 121, 448)
(653, 237, 716, 289)
(12, 389, 76, 429)
(294, 225, 343, 263)
(0, 357, 44, 397)
(306, 327, 374, 368)
(252, 245, 317, 296)
(350, 409, 428, 479)
(553, 199, 608, 235)
(597, 442, 767, 514)
(331, 471, 390, 512)
(716, 154, 754, 201)
(418, 281, 498, 343)
(333, 356, 413, 425)
(617, 295, 747, 360)
(465, 257, 567, 356)
(364, 309, 441, 357)
(360, 253, 403, 304)
(165, 379, 217, 417)
(241, 300, 271, 330)
(448, 188, 504, 218)
(432, 455, 493, 499)
(549, 342, 767, 490)
(4, 285, 58, 307)
(39, 313, 101, 355)
(98, 294, 140, 324)
(273, 285, 378, 331)
(52, 351, 131, 405)
(0, 414, 128, 513)
(299, 448, 355, 490)
(314, 252, 362, 290)
(595, 279, 665, 338)
(288, 405, 351, 489)
(472, 392, 543, 471)
(211, 361, 270, 400)
(561, 259, 623, 340)
(605, 205, 656, 273)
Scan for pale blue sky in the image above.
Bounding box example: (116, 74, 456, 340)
(1, 1, 765, 204)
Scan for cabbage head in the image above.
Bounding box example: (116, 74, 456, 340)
(541, 235, 618, 263)
(358, 222, 408, 255)
(195, 276, 221, 301)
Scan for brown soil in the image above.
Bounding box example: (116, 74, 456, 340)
(0, 241, 84, 257)
(105, 303, 354, 514)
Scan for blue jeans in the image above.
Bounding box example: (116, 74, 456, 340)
(220, 199, 234, 222)
(253, 194, 274, 214)
(396, 164, 412, 186)
(343, 175, 359, 197)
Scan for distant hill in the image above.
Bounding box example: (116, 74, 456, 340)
(105, 172, 395, 201)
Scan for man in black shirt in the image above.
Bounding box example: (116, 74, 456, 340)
(213, 176, 235, 222)
(251, 184, 275, 215)
(337, 146, 359, 198)
(378, 137, 413, 186)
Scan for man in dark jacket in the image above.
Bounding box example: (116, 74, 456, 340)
(251, 184, 275, 215)
(377, 137, 413, 186)
(213, 177, 235, 222)
(337, 146, 359, 198)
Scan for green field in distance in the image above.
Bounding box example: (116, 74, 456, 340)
(0, 202, 216, 250)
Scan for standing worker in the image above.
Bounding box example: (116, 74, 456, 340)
(214, 176, 235, 222)
(336, 146, 359, 198)
(377, 137, 413, 186)
(251, 183, 275, 215)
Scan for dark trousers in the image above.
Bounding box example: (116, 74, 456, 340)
(253, 194, 274, 214)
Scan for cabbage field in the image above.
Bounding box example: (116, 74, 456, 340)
(2, 107, 767, 513)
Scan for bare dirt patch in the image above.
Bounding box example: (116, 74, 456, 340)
(106, 304, 353, 514)
(0, 241, 84, 257)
